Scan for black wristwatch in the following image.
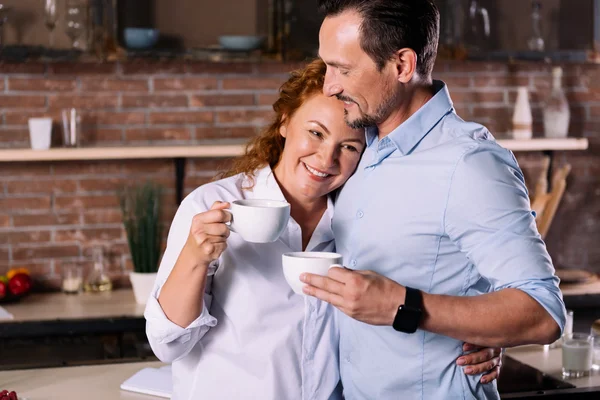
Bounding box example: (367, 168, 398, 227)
(392, 287, 423, 333)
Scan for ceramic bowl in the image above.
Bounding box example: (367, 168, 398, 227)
(218, 35, 265, 51)
(124, 28, 160, 50)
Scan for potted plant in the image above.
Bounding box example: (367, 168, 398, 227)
(119, 181, 164, 305)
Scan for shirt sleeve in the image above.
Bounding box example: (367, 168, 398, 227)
(444, 141, 567, 334)
(144, 195, 218, 363)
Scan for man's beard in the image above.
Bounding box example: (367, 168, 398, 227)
(339, 90, 401, 129)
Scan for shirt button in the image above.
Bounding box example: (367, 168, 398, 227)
(350, 259, 357, 267)
(356, 210, 364, 218)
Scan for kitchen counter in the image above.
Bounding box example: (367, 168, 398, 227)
(0, 361, 166, 400)
(0, 289, 145, 339)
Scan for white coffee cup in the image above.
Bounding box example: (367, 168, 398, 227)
(225, 199, 290, 243)
(28, 117, 53, 150)
(282, 251, 343, 295)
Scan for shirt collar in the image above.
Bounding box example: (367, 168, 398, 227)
(366, 80, 454, 156)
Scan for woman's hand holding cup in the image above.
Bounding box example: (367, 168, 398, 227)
(184, 201, 232, 268)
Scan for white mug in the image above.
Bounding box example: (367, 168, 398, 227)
(225, 199, 290, 243)
(28, 117, 53, 150)
(282, 251, 343, 295)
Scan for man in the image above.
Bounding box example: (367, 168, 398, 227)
(300, 1, 566, 399)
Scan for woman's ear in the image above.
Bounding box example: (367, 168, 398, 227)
(279, 116, 288, 138)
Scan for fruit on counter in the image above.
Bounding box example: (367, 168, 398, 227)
(5, 268, 29, 280)
(0, 390, 18, 400)
(0, 281, 6, 299)
(7, 273, 32, 296)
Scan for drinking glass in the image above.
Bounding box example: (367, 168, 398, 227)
(562, 333, 594, 378)
(65, 1, 87, 50)
(44, 0, 58, 47)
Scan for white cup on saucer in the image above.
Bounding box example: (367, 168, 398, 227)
(225, 199, 290, 243)
(282, 252, 343, 295)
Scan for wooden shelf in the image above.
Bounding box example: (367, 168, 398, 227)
(496, 138, 589, 152)
(0, 138, 588, 162)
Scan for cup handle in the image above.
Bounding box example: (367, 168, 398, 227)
(329, 263, 344, 270)
(222, 209, 236, 233)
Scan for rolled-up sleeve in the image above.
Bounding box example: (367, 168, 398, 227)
(144, 196, 218, 363)
(444, 142, 567, 333)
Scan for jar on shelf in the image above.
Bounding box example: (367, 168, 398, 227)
(543, 66, 570, 138)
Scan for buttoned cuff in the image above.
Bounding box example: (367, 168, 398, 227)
(144, 288, 217, 345)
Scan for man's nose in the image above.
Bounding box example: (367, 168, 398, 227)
(323, 69, 343, 97)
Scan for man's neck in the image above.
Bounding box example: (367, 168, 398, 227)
(377, 83, 436, 139)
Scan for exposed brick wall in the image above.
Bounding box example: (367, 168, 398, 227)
(0, 60, 598, 290)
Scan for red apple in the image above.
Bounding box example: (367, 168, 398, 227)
(0, 281, 6, 299)
(8, 273, 32, 296)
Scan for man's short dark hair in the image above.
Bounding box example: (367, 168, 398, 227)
(318, 0, 439, 78)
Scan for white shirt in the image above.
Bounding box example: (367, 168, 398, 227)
(144, 166, 342, 400)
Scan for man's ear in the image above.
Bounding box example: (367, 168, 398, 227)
(394, 48, 417, 84)
(279, 116, 288, 138)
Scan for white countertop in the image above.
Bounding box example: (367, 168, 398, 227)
(0, 361, 166, 400)
(0, 289, 144, 322)
(506, 345, 600, 389)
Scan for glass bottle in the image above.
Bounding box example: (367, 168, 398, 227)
(512, 87, 533, 140)
(528, 1, 544, 52)
(84, 247, 113, 292)
(543, 66, 570, 138)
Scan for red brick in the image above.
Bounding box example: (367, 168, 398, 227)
(0, 129, 28, 145)
(0, 95, 46, 108)
(9, 78, 76, 92)
(217, 109, 273, 124)
(149, 111, 213, 124)
(257, 93, 279, 105)
(82, 209, 123, 224)
(54, 195, 119, 210)
(0, 79, 5, 91)
(0, 248, 8, 262)
(0, 214, 9, 227)
(121, 159, 173, 174)
(13, 213, 80, 227)
(82, 128, 123, 144)
(473, 76, 530, 88)
(196, 126, 258, 139)
(0, 230, 52, 245)
(6, 179, 77, 194)
(48, 95, 119, 109)
(189, 158, 234, 174)
(48, 62, 117, 75)
(0, 163, 52, 176)
(13, 244, 80, 260)
(54, 227, 123, 242)
(122, 60, 185, 75)
(125, 128, 192, 141)
(451, 91, 505, 104)
(222, 77, 285, 90)
(567, 91, 600, 103)
(52, 161, 121, 175)
(0, 63, 46, 74)
(444, 61, 509, 74)
(78, 177, 126, 192)
(190, 94, 255, 107)
(0, 196, 51, 211)
(472, 106, 512, 121)
(256, 62, 306, 74)
(80, 78, 149, 92)
(153, 77, 218, 91)
(82, 111, 145, 125)
(184, 62, 254, 74)
(435, 75, 472, 88)
(122, 95, 188, 109)
(4, 110, 61, 125)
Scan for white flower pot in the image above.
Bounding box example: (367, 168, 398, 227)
(129, 271, 158, 305)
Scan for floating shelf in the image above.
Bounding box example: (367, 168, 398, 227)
(0, 138, 589, 162)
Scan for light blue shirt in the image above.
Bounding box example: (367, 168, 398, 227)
(332, 81, 566, 400)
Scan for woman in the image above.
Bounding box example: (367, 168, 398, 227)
(145, 59, 500, 400)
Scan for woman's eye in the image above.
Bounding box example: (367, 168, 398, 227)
(309, 130, 322, 138)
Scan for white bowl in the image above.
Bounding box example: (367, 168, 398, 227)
(218, 35, 265, 51)
(282, 252, 342, 295)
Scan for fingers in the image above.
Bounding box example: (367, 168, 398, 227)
(300, 272, 345, 296)
(461, 354, 501, 377)
(480, 365, 501, 384)
(302, 282, 346, 308)
(458, 347, 495, 365)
